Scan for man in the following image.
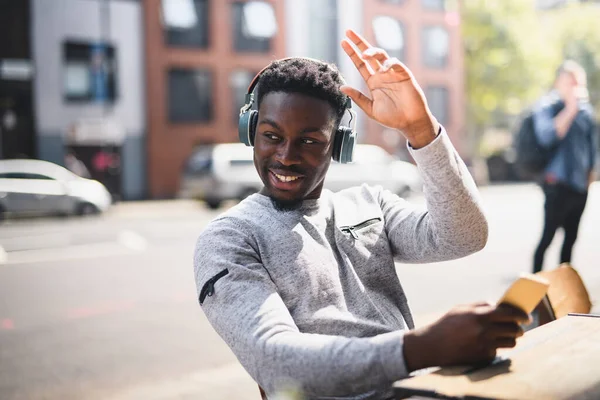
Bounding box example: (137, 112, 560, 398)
(194, 30, 528, 399)
(533, 60, 597, 274)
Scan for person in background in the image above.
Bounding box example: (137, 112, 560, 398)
(533, 60, 598, 274)
(194, 29, 528, 400)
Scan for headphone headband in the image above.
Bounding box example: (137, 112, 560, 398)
(240, 57, 351, 116)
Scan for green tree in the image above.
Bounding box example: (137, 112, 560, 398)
(540, 3, 600, 116)
(461, 0, 600, 157)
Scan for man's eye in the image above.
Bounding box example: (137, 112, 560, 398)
(302, 138, 318, 144)
(264, 133, 279, 141)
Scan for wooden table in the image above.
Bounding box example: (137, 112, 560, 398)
(394, 314, 600, 400)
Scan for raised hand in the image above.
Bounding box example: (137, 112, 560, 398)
(340, 29, 439, 149)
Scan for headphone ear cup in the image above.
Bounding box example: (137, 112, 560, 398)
(248, 110, 258, 146)
(332, 129, 343, 162)
(238, 110, 258, 146)
(333, 126, 356, 164)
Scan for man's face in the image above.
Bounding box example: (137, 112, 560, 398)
(556, 71, 578, 98)
(253, 92, 337, 208)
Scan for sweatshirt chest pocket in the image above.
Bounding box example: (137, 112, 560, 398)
(337, 216, 392, 281)
(338, 217, 384, 246)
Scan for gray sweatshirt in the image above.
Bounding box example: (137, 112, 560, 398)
(194, 130, 488, 399)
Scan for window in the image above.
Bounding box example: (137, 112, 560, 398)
(308, 0, 338, 64)
(231, 70, 257, 123)
(233, 1, 277, 52)
(161, 0, 209, 48)
(422, 26, 449, 68)
(425, 86, 449, 125)
(168, 68, 212, 122)
(372, 16, 405, 61)
(422, 0, 446, 10)
(63, 41, 117, 102)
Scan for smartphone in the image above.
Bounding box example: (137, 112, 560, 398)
(497, 273, 550, 314)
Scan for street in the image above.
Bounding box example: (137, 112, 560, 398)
(1, 183, 599, 400)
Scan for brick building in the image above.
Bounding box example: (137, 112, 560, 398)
(144, 0, 287, 198)
(143, 0, 465, 198)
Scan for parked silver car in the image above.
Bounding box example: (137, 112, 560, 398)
(179, 143, 422, 209)
(0, 159, 112, 219)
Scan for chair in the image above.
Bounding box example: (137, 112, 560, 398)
(533, 263, 592, 325)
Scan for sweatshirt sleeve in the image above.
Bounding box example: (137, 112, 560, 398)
(380, 127, 488, 263)
(194, 218, 409, 397)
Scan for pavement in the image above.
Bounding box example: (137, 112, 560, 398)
(0, 183, 599, 400)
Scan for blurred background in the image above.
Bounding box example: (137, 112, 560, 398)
(0, 0, 599, 399)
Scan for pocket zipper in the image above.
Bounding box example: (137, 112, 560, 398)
(199, 268, 229, 305)
(339, 217, 382, 239)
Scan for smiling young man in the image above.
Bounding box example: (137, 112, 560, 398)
(194, 30, 528, 400)
(253, 88, 339, 211)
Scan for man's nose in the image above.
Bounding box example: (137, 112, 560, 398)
(274, 141, 301, 166)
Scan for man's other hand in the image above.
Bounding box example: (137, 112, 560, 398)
(403, 303, 530, 372)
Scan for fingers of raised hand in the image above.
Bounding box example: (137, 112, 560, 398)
(341, 39, 372, 82)
(361, 47, 387, 71)
(343, 29, 392, 78)
(346, 29, 372, 53)
(339, 85, 372, 115)
(381, 58, 411, 79)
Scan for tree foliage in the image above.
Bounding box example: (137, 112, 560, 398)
(461, 0, 600, 154)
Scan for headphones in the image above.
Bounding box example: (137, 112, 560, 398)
(238, 58, 357, 164)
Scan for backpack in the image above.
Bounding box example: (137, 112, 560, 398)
(513, 101, 563, 180)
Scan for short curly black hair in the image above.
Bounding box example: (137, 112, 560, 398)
(255, 58, 349, 126)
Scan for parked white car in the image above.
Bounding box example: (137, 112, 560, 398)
(179, 143, 422, 209)
(0, 159, 113, 219)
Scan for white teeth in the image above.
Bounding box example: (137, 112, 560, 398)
(274, 173, 300, 182)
